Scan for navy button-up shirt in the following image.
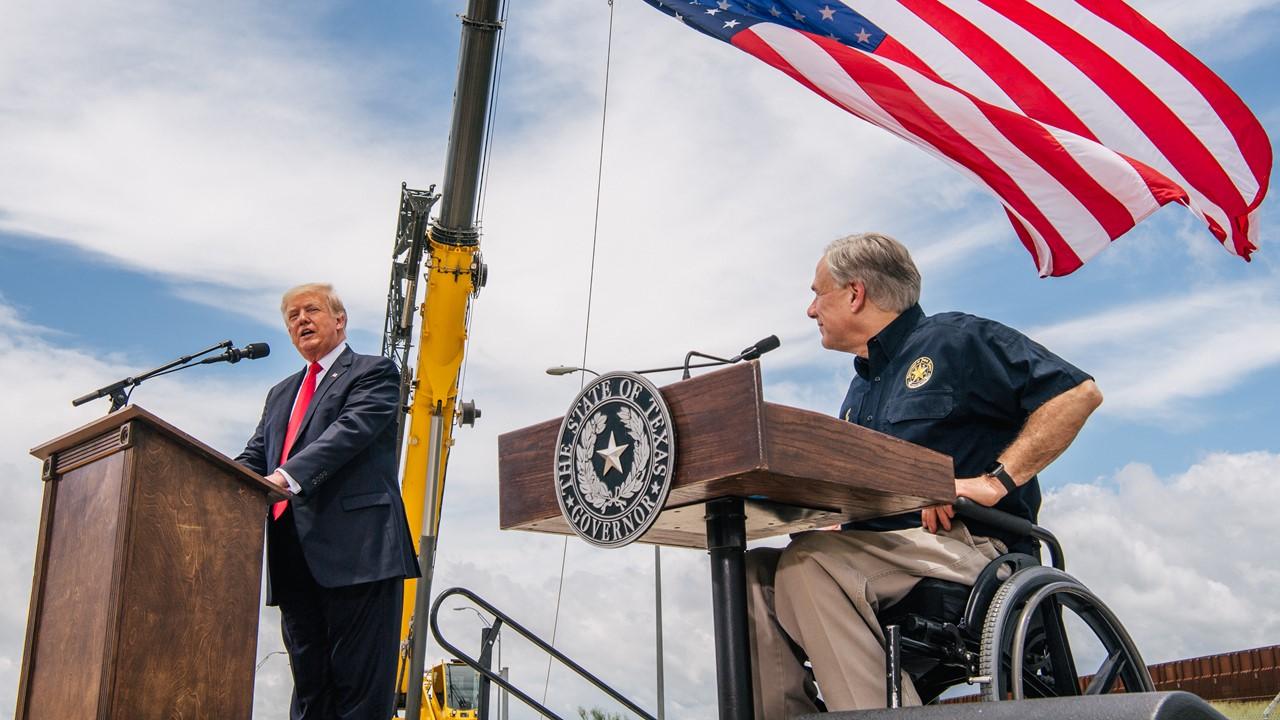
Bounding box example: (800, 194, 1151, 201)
(838, 304, 1090, 549)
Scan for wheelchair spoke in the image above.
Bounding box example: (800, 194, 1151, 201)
(1020, 665, 1058, 698)
(1083, 649, 1125, 695)
(1039, 602, 1079, 696)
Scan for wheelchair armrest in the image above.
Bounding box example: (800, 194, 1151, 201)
(954, 497, 1064, 570)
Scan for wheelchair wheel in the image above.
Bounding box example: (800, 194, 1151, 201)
(979, 566, 1153, 701)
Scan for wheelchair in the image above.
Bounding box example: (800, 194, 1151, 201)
(876, 497, 1155, 705)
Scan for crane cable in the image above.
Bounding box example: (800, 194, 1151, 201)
(541, 0, 618, 708)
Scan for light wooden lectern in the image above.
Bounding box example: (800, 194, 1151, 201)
(18, 405, 285, 720)
(498, 361, 955, 720)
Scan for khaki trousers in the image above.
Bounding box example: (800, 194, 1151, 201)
(746, 522, 1003, 719)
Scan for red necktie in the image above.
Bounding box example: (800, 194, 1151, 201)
(273, 362, 323, 520)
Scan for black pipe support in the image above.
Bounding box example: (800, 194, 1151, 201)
(705, 497, 754, 720)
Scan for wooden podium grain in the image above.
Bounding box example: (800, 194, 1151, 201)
(18, 406, 285, 720)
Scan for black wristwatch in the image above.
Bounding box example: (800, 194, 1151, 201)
(987, 462, 1018, 496)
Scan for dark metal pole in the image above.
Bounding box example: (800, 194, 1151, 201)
(436, 0, 503, 241)
(705, 497, 753, 720)
(478, 626, 498, 720)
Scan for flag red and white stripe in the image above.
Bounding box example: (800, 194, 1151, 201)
(651, 0, 1271, 276)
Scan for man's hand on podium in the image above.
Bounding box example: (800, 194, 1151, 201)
(265, 470, 292, 493)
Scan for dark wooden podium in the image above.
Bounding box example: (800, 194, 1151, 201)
(498, 362, 955, 720)
(18, 406, 286, 720)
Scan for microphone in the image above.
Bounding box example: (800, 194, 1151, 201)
(200, 342, 271, 364)
(735, 335, 781, 362)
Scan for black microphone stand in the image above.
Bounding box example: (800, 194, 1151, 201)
(624, 352, 736, 380)
(550, 336, 781, 380)
(627, 359, 735, 377)
(72, 340, 234, 412)
(681, 350, 733, 380)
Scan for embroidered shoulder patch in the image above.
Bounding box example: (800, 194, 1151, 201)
(905, 357, 934, 389)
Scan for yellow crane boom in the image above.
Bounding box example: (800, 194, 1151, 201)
(398, 235, 483, 674)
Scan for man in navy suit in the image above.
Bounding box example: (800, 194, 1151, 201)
(237, 283, 419, 720)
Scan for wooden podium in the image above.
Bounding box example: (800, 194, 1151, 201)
(18, 406, 286, 720)
(498, 361, 956, 720)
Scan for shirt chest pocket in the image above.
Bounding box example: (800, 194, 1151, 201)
(886, 391, 955, 424)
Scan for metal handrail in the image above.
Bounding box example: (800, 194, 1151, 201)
(429, 587, 657, 720)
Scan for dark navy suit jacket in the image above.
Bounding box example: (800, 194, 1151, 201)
(237, 347, 419, 599)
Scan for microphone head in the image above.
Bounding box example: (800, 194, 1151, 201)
(243, 342, 270, 360)
(740, 334, 781, 361)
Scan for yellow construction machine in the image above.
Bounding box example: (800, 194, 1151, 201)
(420, 661, 482, 720)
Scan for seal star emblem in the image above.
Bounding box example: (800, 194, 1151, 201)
(596, 432, 629, 475)
(556, 371, 677, 548)
(905, 356, 934, 389)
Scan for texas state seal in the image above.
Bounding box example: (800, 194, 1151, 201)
(554, 372, 676, 548)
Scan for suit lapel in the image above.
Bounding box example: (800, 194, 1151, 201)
(294, 346, 353, 442)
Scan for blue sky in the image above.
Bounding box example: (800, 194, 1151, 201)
(2, 1, 1278, 717)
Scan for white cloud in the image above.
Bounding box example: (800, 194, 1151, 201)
(1127, 0, 1280, 44)
(0, 1, 437, 325)
(1045, 451, 1280, 664)
(1027, 279, 1280, 420)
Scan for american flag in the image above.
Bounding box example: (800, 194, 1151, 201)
(643, 0, 1271, 276)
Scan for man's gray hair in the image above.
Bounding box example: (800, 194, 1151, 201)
(824, 232, 921, 313)
(280, 283, 347, 319)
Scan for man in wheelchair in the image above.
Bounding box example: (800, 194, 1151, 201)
(746, 232, 1105, 719)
